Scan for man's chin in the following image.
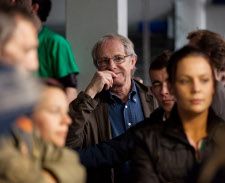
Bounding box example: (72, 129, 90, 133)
(112, 78, 124, 86)
(163, 105, 174, 113)
(110, 82, 124, 91)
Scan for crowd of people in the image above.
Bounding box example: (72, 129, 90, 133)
(1, 0, 225, 183)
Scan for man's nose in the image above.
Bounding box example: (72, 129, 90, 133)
(160, 82, 169, 95)
(107, 58, 117, 70)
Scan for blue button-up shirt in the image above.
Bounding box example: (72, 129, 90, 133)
(108, 81, 144, 137)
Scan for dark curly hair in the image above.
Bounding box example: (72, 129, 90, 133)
(149, 50, 173, 72)
(187, 30, 225, 70)
(32, 0, 52, 22)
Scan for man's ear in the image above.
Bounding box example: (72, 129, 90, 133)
(31, 3, 39, 14)
(131, 55, 137, 68)
(150, 85, 154, 93)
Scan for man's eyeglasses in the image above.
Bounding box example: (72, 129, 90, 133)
(97, 54, 132, 68)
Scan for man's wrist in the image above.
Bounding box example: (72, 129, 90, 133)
(84, 87, 96, 98)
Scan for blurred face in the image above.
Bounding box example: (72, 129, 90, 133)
(14, 0, 32, 10)
(150, 68, 175, 114)
(32, 87, 71, 147)
(97, 39, 136, 89)
(173, 55, 215, 115)
(2, 16, 38, 71)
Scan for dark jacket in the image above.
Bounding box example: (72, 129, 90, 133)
(78, 107, 165, 169)
(131, 106, 225, 183)
(148, 107, 165, 123)
(66, 80, 157, 183)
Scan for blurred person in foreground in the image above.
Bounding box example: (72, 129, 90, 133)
(0, 65, 86, 183)
(187, 29, 225, 120)
(32, 79, 72, 147)
(131, 46, 225, 183)
(0, 3, 86, 182)
(197, 126, 225, 183)
(0, 2, 38, 72)
(1, 0, 32, 9)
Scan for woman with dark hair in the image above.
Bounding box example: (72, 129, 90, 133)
(131, 46, 225, 183)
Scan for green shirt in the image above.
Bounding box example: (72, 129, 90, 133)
(38, 26, 79, 78)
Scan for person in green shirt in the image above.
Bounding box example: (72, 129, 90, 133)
(32, 0, 80, 103)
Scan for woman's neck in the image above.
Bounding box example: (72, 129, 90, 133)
(179, 109, 208, 150)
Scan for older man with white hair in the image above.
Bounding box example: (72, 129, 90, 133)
(66, 34, 157, 183)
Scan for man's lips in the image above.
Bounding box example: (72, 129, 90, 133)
(162, 99, 174, 103)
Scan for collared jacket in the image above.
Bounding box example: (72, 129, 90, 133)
(66, 80, 157, 149)
(131, 106, 225, 183)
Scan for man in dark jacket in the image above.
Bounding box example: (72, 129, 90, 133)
(149, 50, 175, 122)
(66, 34, 157, 183)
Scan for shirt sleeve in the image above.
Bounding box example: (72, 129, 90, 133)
(51, 35, 80, 78)
(57, 73, 78, 88)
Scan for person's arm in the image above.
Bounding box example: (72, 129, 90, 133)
(76, 119, 150, 168)
(131, 131, 160, 183)
(57, 73, 78, 103)
(65, 91, 99, 149)
(77, 129, 134, 168)
(65, 70, 117, 149)
(65, 87, 78, 103)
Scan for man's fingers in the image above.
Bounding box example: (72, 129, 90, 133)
(103, 77, 113, 90)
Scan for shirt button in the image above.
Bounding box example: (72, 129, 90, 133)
(128, 122, 131, 126)
(125, 105, 128, 109)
